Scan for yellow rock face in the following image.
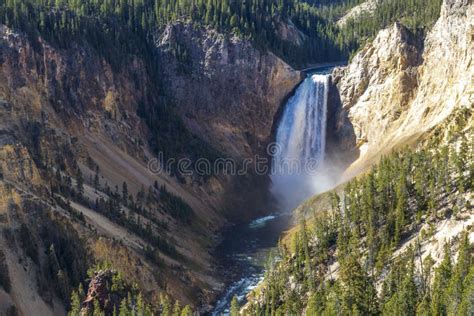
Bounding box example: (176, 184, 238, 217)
(332, 2, 473, 177)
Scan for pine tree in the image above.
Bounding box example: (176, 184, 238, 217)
(57, 270, 71, 301)
(172, 300, 181, 316)
(458, 265, 474, 315)
(94, 172, 100, 189)
(430, 242, 453, 315)
(416, 295, 431, 316)
(68, 290, 82, 316)
(307, 290, 326, 315)
(397, 248, 418, 315)
(93, 299, 105, 316)
(119, 298, 129, 316)
(300, 219, 313, 290)
(76, 169, 84, 196)
(122, 181, 128, 205)
(446, 232, 471, 314)
(160, 294, 171, 316)
(230, 295, 240, 316)
(339, 242, 377, 315)
(136, 293, 145, 316)
(180, 305, 193, 316)
(394, 167, 408, 246)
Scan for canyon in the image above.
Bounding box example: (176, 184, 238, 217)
(0, 19, 301, 313)
(0, 0, 472, 314)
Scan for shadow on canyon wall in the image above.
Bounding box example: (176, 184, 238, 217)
(325, 76, 360, 177)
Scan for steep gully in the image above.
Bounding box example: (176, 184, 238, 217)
(212, 65, 341, 314)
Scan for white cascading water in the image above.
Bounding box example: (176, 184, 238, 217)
(271, 74, 329, 210)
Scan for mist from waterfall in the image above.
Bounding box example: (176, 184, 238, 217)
(271, 74, 331, 211)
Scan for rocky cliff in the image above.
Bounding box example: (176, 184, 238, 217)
(155, 21, 302, 159)
(330, 0, 473, 177)
(154, 21, 303, 221)
(0, 20, 300, 314)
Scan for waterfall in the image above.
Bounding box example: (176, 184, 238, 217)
(271, 74, 329, 210)
(212, 72, 333, 316)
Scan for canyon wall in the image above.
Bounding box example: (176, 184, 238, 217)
(330, 0, 473, 177)
(0, 21, 300, 313)
(156, 21, 303, 159)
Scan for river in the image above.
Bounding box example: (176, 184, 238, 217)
(211, 213, 292, 315)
